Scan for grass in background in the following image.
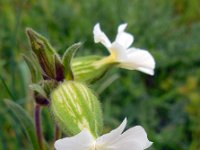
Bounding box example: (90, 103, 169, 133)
(0, 0, 200, 149)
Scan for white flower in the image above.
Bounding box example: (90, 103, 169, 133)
(55, 118, 153, 150)
(93, 23, 155, 75)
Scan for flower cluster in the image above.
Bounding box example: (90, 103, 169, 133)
(54, 24, 155, 150)
(25, 23, 155, 150)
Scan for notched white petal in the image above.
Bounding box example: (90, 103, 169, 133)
(96, 118, 127, 146)
(97, 120, 153, 150)
(115, 32, 134, 49)
(110, 42, 128, 61)
(118, 23, 128, 32)
(119, 48, 155, 75)
(54, 129, 95, 150)
(119, 126, 153, 149)
(115, 24, 134, 49)
(93, 23, 111, 49)
(110, 140, 143, 150)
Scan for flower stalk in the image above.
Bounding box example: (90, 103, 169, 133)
(34, 104, 44, 150)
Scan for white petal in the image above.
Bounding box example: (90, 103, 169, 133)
(118, 126, 153, 149)
(108, 140, 144, 150)
(115, 23, 134, 49)
(110, 42, 127, 61)
(118, 23, 128, 32)
(54, 129, 95, 150)
(93, 23, 112, 49)
(119, 48, 155, 75)
(136, 67, 154, 76)
(96, 118, 127, 147)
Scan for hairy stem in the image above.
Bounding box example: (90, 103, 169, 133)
(35, 104, 44, 150)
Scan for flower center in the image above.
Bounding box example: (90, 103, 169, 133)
(93, 48, 118, 69)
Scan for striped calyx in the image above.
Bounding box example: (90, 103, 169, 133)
(72, 55, 113, 83)
(50, 81, 103, 138)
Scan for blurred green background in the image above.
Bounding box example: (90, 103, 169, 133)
(0, 0, 200, 149)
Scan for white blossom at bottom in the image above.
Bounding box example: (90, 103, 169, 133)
(55, 118, 153, 150)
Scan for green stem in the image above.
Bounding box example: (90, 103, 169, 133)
(34, 105, 44, 150)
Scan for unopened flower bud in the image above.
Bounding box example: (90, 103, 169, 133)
(26, 28, 64, 81)
(50, 81, 103, 138)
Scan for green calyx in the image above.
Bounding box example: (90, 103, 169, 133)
(50, 81, 103, 138)
(72, 55, 113, 83)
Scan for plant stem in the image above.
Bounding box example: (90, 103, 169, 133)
(54, 125, 61, 141)
(35, 104, 44, 150)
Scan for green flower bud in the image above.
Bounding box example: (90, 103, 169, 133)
(72, 55, 114, 83)
(26, 28, 64, 81)
(50, 81, 103, 138)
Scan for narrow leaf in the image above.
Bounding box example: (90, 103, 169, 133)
(0, 75, 15, 100)
(62, 42, 82, 80)
(5, 100, 40, 150)
(23, 55, 41, 83)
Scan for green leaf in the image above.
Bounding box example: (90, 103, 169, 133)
(5, 100, 40, 150)
(0, 75, 15, 100)
(23, 55, 41, 83)
(62, 42, 82, 80)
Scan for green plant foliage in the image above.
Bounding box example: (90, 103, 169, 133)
(62, 42, 82, 80)
(0, 0, 200, 149)
(5, 100, 40, 150)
